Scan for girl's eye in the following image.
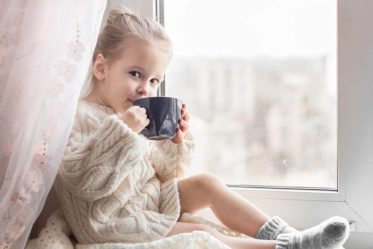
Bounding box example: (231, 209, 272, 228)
(150, 78, 160, 85)
(129, 71, 141, 78)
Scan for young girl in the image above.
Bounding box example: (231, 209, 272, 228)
(54, 8, 350, 249)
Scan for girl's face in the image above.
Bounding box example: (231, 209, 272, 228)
(92, 39, 170, 113)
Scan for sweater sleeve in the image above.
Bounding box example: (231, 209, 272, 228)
(57, 114, 148, 201)
(148, 131, 196, 182)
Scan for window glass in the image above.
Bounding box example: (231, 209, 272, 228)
(164, 0, 337, 189)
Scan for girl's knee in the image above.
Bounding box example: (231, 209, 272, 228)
(191, 173, 223, 190)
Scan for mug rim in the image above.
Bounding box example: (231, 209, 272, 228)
(134, 96, 181, 102)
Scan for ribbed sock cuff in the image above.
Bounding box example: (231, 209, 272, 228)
(256, 216, 292, 240)
(276, 233, 293, 249)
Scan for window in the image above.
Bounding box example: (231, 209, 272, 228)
(163, 0, 337, 189)
(123, 0, 373, 246)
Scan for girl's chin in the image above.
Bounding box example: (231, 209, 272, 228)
(122, 100, 134, 110)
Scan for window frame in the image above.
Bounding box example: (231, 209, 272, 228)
(121, 0, 373, 246)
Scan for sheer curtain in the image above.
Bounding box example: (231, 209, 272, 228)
(0, 1, 107, 248)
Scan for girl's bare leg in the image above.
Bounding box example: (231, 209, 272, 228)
(177, 173, 270, 237)
(172, 174, 350, 249)
(167, 222, 276, 249)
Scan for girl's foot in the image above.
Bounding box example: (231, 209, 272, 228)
(276, 216, 350, 249)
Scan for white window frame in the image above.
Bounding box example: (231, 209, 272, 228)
(116, 0, 373, 247)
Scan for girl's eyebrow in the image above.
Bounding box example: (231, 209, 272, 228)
(127, 65, 145, 72)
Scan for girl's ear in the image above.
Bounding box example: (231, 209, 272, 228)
(93, 53, 107, 81)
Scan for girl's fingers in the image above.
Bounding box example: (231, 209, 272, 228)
(181, 109, 190, 122)
(172, 128, 183, 144)
(145, 118, 150, 126)
(172, 103, 189, 144)
(138, 107, 147, 114)
(179, 119, 189, 132)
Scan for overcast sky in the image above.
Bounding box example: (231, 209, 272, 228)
(164, 0, 336, 58)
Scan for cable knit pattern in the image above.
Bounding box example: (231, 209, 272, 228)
(53, 100, 196, 244)
(150, 132, 195, 182)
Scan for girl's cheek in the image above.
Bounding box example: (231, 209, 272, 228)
(149, 89, 158, 97)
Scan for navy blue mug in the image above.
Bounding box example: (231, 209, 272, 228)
(133, 97, 182, 140)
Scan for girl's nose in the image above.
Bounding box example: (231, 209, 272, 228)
(137, 80, 151, 96)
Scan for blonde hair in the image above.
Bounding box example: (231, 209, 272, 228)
(81, 8, 172, 98)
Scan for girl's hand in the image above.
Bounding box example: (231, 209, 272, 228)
(171, 103, 190, 144)
(119, 106, 150, 133)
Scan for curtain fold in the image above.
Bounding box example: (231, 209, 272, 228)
(0, 1, 107, 248)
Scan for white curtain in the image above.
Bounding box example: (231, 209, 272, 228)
(0, 1, 107, 248)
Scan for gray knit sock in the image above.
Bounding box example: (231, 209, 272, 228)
(256, 216, 298, 240)
(276, 216, 350, 249)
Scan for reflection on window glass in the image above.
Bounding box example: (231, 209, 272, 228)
(164, 0, 337, 189)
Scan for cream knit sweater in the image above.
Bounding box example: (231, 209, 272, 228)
(54, 100, 195, 244)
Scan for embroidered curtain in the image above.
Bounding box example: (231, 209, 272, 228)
(0, 1, 107, 248)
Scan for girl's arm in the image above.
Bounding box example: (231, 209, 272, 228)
(57, 114, 148, 201)
(149, 131, 195, 182)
